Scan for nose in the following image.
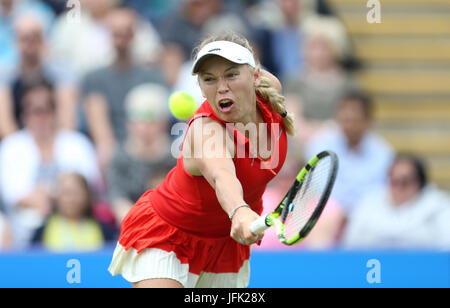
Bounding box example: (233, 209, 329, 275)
(217, 77, 229, 93)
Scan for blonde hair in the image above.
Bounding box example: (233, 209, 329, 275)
(192, 32, 295, 136)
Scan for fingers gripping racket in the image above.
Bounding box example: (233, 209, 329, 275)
(250, 151, 339, 246)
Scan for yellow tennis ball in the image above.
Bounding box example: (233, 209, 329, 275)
(168, 91, 197, 120)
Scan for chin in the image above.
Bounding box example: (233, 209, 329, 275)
(219, 112, 241, 124)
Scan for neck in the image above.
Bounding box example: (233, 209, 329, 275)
(114, 53, 131, 69)
(308, 64, 340, 75)
(286, 16, 298, 27)
(21, 57, 41, 73)
(238, 96, 261, 126)
(33, 132, 55, 163)
(34, 133, 55, 148)
(347, 138, 361, 150)
(126, 136, 168, 161)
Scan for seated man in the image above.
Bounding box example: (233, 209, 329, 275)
(82, 8, 166, 172)
(107, 83, 176, 224)
(0, 12, 78, 138)
(305, 91, 394, 216)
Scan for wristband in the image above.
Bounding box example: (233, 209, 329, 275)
(229, 204, 251, 221)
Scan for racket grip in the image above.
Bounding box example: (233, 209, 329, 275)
(250, 215, 270, 235)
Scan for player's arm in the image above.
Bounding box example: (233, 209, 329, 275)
(183, 117, 262, 245)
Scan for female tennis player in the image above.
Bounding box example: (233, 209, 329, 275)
(108, 32, 295, 288)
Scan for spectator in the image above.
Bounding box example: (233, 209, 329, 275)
(32, 172, 116, 252)
(0, 12, 78, 138)
(121, 0, 178, 25)
(82, 7, 166, 172)
(284, 15, 357, 142)
(159, 0, 223, 61)
(158, 0, 247, 88)
(246, 0, 315, 79)
(49, 0, 114, 79)
(107, 83, 176, 224)
(0, 0, 55, 68)
(305, 91, 394, 216)
(342, 154, 450, 250)
(49, 0, 162, 79)
(40, 0, 69, 16)
(0, 79, 101, 248)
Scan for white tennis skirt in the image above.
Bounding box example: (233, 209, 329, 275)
(108, 243, 250, 288)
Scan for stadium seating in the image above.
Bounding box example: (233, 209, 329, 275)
(329, 0, 450, 190)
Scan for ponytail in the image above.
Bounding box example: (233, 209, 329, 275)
(256, 76, 296, 136)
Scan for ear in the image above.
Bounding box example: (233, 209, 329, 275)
(253, 67, 261, 88)
(197, 76, 207, 98)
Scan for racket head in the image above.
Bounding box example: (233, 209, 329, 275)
(269, 151, 339, 246)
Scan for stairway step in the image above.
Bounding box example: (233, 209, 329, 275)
(377, 130, 450, 156)
(353, 38, 450, 62)
(340, 14, 450, 36)
(427, 159, 450, 190)
(358, 71, 450, 94)
(374, 100, 450, 122)
(329, 0, 450, 6)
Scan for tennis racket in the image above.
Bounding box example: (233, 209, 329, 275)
(250, 150, 339, 246)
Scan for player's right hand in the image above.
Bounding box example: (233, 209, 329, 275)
(230, 206, 264, 245)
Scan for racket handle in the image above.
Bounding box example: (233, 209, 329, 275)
(250, 215, 270, 235)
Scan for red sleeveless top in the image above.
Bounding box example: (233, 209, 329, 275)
(148, 95, 288, 238)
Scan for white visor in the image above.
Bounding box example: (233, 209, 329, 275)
(192, 40, 256, 75)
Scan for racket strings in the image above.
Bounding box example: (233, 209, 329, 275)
(284, 157, 332, 240)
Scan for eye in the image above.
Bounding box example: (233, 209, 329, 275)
(202, 76, 214, 83)
(227, 72, 238, 78)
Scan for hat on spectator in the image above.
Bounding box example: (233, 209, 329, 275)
(302, 15, 349, 60)
(125, 83, 169, 122)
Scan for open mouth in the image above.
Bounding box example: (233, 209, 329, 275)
(218, 99, 234, 113)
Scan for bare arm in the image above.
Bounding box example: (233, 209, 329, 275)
(0, 87, 18, 138)
(55, 86, 78, 131)
(0, 214, 12, 249)
(111, 198, 134, 224)
(182, 118, 262, 245)
(84, 93, 116, 171)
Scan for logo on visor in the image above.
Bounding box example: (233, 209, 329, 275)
(208, 48, 221, 52)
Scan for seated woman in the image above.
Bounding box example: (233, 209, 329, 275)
(32, 172, 116, 252)
(342, 154, 450, 250)
(284, 16, 359, 145)
(0, 78, 101, 248)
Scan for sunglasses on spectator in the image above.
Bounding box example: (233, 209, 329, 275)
(24, 106, 54, 116)
(389, 176, 418, 188)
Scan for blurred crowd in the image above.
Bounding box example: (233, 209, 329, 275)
(0, 0, 449, 253)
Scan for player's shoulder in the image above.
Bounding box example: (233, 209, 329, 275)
(187, 116, 229, 149)
(189, 115, 225, 132)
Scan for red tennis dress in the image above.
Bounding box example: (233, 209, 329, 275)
(109, 95, 288, 286)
